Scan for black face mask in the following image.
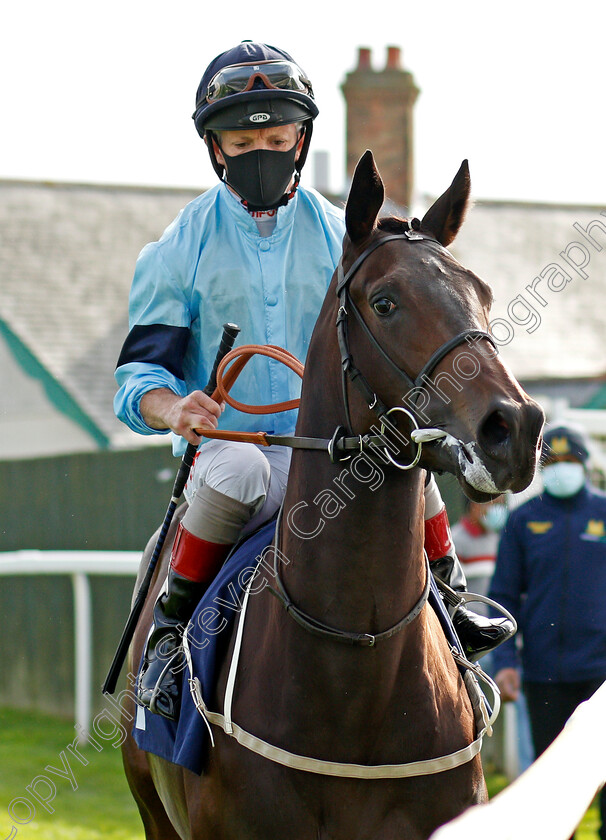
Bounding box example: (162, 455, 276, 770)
(220, 143, 299, 211)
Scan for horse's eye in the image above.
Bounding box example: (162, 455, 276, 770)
(372, 298, 396, 316)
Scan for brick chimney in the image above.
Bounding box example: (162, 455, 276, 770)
(341, 46, 419, 209)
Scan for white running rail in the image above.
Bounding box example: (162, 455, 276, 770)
(0, 550, 140, 740)
(431, 679, 606, 840)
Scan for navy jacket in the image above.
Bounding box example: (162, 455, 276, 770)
(490, 484, 606, 682)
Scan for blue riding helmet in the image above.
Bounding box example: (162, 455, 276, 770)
(192, 41, 318, 181)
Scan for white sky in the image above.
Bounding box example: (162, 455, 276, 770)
(3, 0, 605, 205)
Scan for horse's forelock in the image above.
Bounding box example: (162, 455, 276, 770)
(376, 216, 409, 234)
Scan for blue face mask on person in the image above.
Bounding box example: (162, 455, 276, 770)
(482, 504, 508, 532)
(542, 461, 585, 498)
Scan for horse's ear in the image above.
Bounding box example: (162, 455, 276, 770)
(345, 150, 385, 244)
(420, 160, 471, 246)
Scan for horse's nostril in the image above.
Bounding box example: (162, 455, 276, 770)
(480, 409, 511, 448)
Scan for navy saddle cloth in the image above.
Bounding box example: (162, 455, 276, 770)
(132, 518, 277, 773)
(132, 519, 463, 775)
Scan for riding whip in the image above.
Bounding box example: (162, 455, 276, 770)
(102, 322, 241, 695)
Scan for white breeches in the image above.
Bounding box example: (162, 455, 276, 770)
(184, 440, 292, 539)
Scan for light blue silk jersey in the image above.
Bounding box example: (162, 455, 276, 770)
(114, 183, 345, 455)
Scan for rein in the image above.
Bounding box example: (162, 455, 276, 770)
(198, 343, 427, 461)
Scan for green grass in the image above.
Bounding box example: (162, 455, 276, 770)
(0, 706, 601, 838)
(0, 707, 142, 840)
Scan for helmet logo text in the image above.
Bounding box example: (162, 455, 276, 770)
(249, 113, 271, 123)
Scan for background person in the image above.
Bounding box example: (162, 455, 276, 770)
(490, 422, 606, 839)
(452, 493, 533, 773)
(451, 495, 508, 613)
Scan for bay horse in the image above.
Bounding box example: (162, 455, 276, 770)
(120, 152, 544, 839)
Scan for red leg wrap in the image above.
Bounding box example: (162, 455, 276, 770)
(170, 523, 232, 583)
(424, 506, 455, 563)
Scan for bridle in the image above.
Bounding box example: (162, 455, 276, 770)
(202, 223, 498, 472)
(335, 226, 497, 469)
(266, 225, 498, 646)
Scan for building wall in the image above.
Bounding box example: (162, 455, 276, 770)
(0, 574, 135, 717)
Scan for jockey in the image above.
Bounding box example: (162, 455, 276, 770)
(114, 40, 513, 721)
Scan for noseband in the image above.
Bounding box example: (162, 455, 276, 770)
(335, 227, 497, 469)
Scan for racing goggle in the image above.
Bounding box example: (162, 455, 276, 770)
(206, 60, 314, 104)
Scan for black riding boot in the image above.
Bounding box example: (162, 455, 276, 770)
(137, 568, 206, 720)
(431, 555, 515, 662)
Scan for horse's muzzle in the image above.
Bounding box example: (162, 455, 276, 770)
(476, 397, 545, 491)
(477, 398, 545, 482)
(425, 396, 544, 500)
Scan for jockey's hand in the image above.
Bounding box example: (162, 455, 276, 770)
(140, 388, 224, 445)
(494, 667, 520, 703)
